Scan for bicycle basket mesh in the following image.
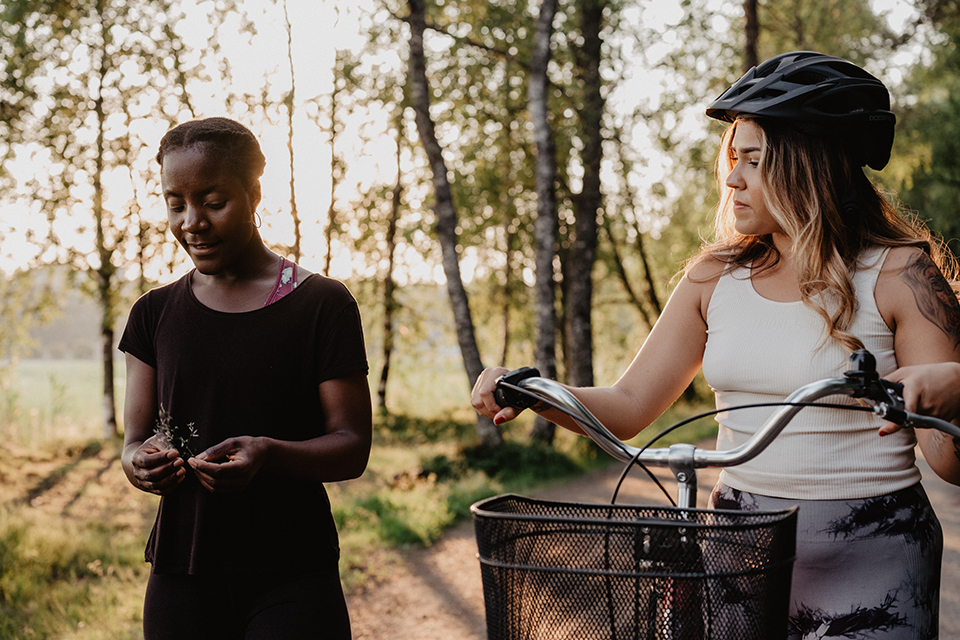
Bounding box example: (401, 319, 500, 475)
(472, 494, 797, 640)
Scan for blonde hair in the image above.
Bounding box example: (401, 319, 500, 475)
(689, 116, 955, 352)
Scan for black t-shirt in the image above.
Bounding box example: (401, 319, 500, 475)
(119, 272, 368, 575)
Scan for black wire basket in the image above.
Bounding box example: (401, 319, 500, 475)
(472, 494, 798, 640)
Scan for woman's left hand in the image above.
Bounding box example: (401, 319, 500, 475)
(188, 436, 267, 493)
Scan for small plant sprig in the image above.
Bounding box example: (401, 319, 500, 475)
(153, 406, 199, 460)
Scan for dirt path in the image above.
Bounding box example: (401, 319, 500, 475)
(346, 456, 960, 640)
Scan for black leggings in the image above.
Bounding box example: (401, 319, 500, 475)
(143, 570, 351, 640)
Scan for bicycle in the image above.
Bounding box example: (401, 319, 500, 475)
(471, 350, 960, 640)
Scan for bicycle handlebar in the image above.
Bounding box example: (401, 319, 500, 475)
(497, 350, 960, 470)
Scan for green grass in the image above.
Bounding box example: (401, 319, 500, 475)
(0, 504, 149, 639)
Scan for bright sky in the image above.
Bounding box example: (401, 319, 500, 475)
(0, 0, 920, 282)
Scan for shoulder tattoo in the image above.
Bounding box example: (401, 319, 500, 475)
(903, 252, 960, 349)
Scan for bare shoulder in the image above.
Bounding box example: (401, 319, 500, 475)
(681, 255, 727, 321)
(685, 254, 727, 283)
(879, 245, 927, 273)
(877, 245, 960, 349)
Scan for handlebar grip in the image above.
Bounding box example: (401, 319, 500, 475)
(494, 366, 542, 409)
(902, 411, 960, 439)
(876, 401, 960, 439)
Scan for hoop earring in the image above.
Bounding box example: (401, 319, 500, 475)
(254, 212, 262, 228)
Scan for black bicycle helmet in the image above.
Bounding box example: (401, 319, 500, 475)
(706, 51, 896, 170)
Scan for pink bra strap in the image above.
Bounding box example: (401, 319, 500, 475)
(263, 257, 298, 306)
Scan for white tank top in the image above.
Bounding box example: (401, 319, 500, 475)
(701, 246, 920, 500)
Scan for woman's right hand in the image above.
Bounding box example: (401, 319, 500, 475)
(471, 366, 517, 425)
(881, 362, 960, 434)
(126, 434, 186, 495)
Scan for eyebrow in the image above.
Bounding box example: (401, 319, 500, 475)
(163, 185, 221, 198)
(732, 146, 762, 154)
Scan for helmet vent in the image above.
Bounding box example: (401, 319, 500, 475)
(757, 88, 786, 99)
(785, 70, 829, 86)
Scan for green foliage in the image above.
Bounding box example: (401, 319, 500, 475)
(375, 411, 476, 445)
(892, 2, 960, 253)
(460, 440, 584, 482)
(0, 268, 58, 364)
(756, 0, 901, 64)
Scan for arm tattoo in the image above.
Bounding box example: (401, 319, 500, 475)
(903, 252, 960, 349)
(932, 430, 960, 464)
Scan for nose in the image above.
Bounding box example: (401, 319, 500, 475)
(725, 163, 744, 190)
(181, 204, 209, 233)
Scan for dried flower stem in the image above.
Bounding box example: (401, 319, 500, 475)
(153, 406, 199, 460)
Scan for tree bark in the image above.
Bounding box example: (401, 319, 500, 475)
(636, 230, 663, 317)
(324, 57, 343, 277)
(94, 1, 117, 440)
(528, 0, 560, 444)
(378, 107, 404, 412)
(566, 0, 604, 389)
(601, 220, 654, 331)
(282, 0, 301, 262)
(407, 0, 502, 446)
(744, 0, 759, 71)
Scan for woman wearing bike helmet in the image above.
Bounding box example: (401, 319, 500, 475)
(473, 51, 960, 638)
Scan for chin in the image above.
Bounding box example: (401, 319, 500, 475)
(189, 258, 224, 276)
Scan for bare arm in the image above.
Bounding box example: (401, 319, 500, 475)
(877, 248, 960, 485)
(121, 353, 186, 495)
(472, 263, 718, 440)
(188, 372, 373, 493)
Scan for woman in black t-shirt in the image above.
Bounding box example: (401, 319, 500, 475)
(120, 117, 371, 640)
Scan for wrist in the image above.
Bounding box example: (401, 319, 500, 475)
(250, 436, 275, 471)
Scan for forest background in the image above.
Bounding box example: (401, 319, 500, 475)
(2, 0, 960, 637)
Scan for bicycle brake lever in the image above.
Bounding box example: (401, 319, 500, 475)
(494, 366, 542, 409)
(879, 379, 905, 407)
(858, 378, 907, 421)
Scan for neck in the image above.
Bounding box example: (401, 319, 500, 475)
(205, 235, 276, 285)
(771, 232, 794, 259)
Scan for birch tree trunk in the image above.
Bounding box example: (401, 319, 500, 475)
(407, 0, 502, 446)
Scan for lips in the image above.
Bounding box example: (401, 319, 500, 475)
(186, 240, 220, 256)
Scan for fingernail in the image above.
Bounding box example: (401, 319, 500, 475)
(494, 415, 505, 426)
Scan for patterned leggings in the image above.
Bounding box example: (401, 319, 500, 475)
(710, 483, 942, 640)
